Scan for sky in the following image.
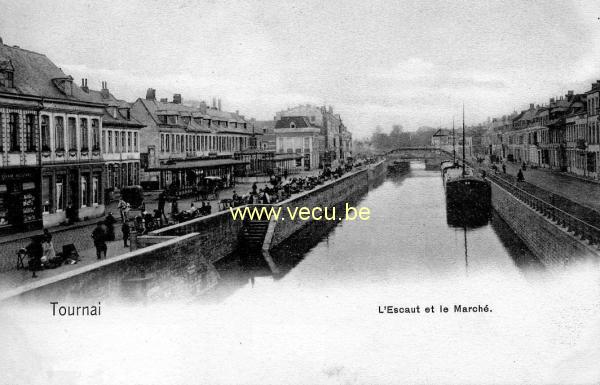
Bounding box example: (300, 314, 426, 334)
(1, 0, 600, 139)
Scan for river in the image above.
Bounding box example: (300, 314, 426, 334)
(208, 162, 541, 300)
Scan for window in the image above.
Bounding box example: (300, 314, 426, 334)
(127, 132, 132, 152)
(0, 69, 14, 88)
(165, 134, 170, 152)
(41, 115, 50, 151)
(108, 131, 113, 153)
(55, 177, 64, 212)
(24, 114, 36, 152)
(102, 131, 106, 153)
(0, 113, 3, 151)
(160, 134, 165, 153)
(92, 176, 99, 206)
(80, 118, 88, 150)
(114, 131, 119, 152)
(68, 117, 77, 150)
(55, 117, 64, 150)
(9, 113, 19, 151)
(304, 137, 310, 150)
(81, 175, 89, 207)
(42, 176, 51, 214)
(133, 132, 138, 152)
(92, 119, 100, 150)
(121, 130, 126, 151)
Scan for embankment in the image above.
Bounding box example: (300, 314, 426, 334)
(491, 180, 599, 265)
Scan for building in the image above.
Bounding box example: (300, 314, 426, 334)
(131, 91, 252, 192)
(275, 104, 351, 168)
(273, 116, 321, 171)
(83, 81, 144, 194)
(0, 39, 107, 232)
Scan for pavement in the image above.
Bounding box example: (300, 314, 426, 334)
(493, 162, 600, 213)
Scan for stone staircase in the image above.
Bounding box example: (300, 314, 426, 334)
(241, 219, 270, 254)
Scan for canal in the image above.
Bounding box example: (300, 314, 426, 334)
(208, 162, 541, 301)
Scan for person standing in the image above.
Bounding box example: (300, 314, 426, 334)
(91, 222, 107, 260)
(502, 163, 506, 174)
(157, 191, 168, 223)
(117, 198, 129, 222)
(104, 212, 116, 241)
(26, 235, 43, 278)
(517, 168, 525, 182)
(121, 221, 130, 248)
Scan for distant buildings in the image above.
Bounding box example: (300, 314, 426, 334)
(436, 83, 600, 180)
(275, 104, 352, 168)
(273, 116, 320, 170)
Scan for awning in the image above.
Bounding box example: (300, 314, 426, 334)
(146, 158, 248, 171)
(274, 153, 303, 161)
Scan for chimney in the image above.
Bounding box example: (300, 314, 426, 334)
(328, 105, 333, 113)
(529, 103, 534, 109)
(235, 110, 239, 116)
(100, 81, 109, 99)
(199, 101, 207, 114)
(173, 93, 182, 104)
(146, 88, 156, 100)
(549, 98, 554, 103)
(212, 97, 217, 108)
(218, 98, 222, 111)
(0, 37, 3, 45)
(81, 78, 89, 93)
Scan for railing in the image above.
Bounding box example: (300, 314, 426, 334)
(488, 173, 600, 247)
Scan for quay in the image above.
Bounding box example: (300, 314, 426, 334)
(0, 161, 385, 303)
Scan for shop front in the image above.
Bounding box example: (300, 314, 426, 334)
(42, 163, 105, 227)
(0, 167, 43, 234)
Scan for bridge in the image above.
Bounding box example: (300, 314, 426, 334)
(382, 147, 456, 170)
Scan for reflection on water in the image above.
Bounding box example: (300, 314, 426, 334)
(202, 162, 541, 302)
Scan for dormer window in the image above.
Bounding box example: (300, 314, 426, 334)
(52, 76, 74, 96)
(290, 122, 296, 128)
(0, 60, 14, 88)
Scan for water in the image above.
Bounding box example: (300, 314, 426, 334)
(209, 162, 541, 299)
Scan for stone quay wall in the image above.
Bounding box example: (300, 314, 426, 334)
(270, 163, 381, 248)
(0, 233, 214, 304)
(491, 181, 599, 265)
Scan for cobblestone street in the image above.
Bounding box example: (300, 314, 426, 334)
(499, 162, 600, 212)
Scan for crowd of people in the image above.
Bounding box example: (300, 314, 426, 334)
(229, 165, 350, 207)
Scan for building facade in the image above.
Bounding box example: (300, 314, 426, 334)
(275, 104, 352, 168)
(83, 82, 143, 193)
(131, 91, 253, 191)
(0, 40, 107, 232)
(274, 116, 321, 171)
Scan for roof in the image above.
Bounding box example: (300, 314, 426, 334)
(86, 88, 145, 128)
(0, 43, 101, 104)
(254, 120, 276, 133)
(146, 158, 248, 171)
(136, 98, 252, 134)
(274, 116, 316, 129)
